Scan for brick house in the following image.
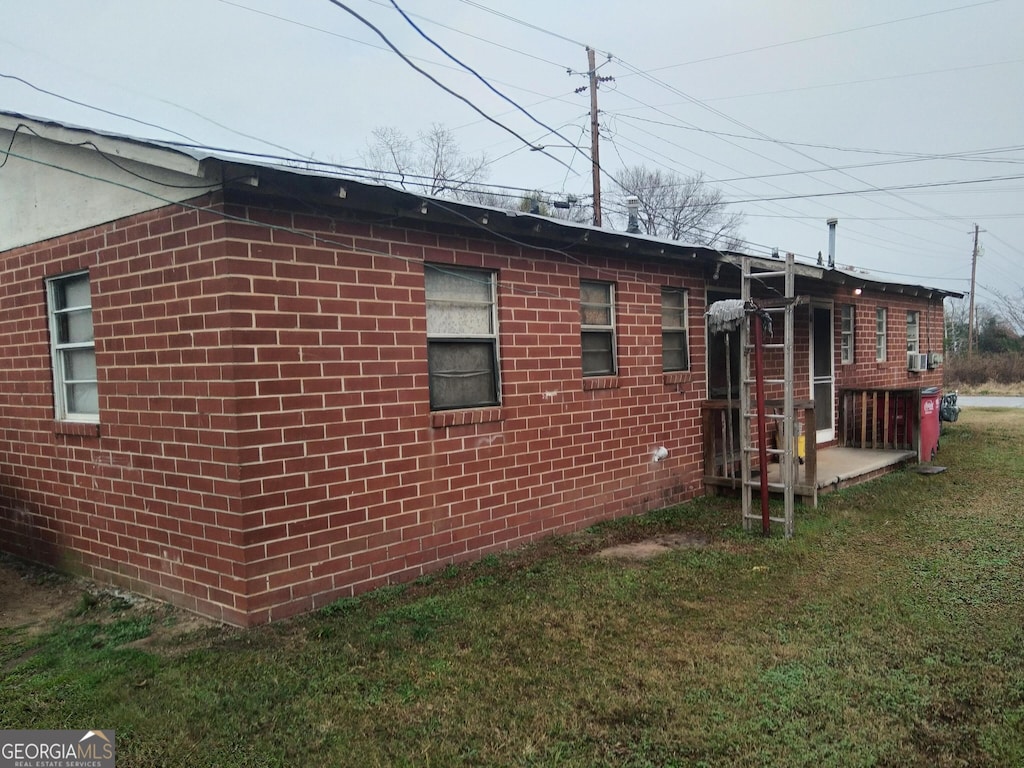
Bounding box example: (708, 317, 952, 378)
(0, 113, 958, 625)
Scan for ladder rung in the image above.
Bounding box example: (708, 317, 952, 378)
(743, 481, 788, 491)
(742, 513, 790, 525)
(751, 270, 789, 279)
(745, 444, 782, 456)
(743, 378, 785, 385)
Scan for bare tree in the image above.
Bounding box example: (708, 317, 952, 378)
(609, 165, 744, 249)
(985, 286, 1024, 336)
(944, 297, 971, 356)
(363, 124, 489, 198)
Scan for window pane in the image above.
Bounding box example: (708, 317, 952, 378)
(906, 312, 919, 352)
(661, 289, 686, 330)
(426, 302, 492, 335)
(57, 308, 94, 344)
(66, 382, 98, 415)
(425, 266, 491, 302)
(63, 348, 97, 381)
(580, 282, 611, 326)
(425, 266, 493, 335)
(814, 381, 832, 430)
(582, 331, 614, 375)
(56, 275, 91, 310)
(580, 281, 610, 306)
(428, 341, 498, 409)
(663, 331, 688, 371)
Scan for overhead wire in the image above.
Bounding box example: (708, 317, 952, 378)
(0, 71, 201, 144)
(323, 0, 576, 176)
(618, 0, 1005, 75)
(453, 0, 591, 50)
(610, 112, 1024, 166)
(704, 56, 1024, 103)
(364, 0, 571, 70)
(385, 0, 592, 170)
(723, 174, 1024, 204)
(611, 58, 976, 239)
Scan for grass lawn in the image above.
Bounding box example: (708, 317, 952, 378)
(2, 409, 1023, 767)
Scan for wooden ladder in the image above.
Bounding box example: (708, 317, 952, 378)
(739, 254, 797, 538)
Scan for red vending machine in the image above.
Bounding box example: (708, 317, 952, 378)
(919, 387, 942, 462)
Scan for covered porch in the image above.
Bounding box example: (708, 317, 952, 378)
(702, 393, 920, 507)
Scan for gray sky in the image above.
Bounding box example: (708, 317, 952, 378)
(2, 0, 1022, 304)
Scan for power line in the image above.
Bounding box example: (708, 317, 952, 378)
(364, 0, 571, 70)
(0, 71, 200, 144)
(454, 0, 591, 50)
(722, 174, 1024, 204)
(323, 0, 575, 176)
(619, 0, 1005, 75)
(705, 56, 1024, 103)
(385, 0, 591, 170)
(0, 69, 319, 162)
(0, 121, 224, 189)
(610, 112, 1024, 166)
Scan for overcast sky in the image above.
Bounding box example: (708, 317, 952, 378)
(2, 0, 1021, 303)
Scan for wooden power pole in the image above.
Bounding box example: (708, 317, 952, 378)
(587, 46, 602, 227)
(968, 223, 979, 359)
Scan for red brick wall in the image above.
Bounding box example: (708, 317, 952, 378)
(1, 192, 948, 625)
(1, 197, 711, 625)
(221, 202, 709, 623)
(0, 195, 254, 625)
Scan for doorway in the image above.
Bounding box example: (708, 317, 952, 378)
(810, 303, 835, 442)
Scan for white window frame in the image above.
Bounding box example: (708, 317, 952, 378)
(875, 307, 888, 362)
(580, 281, 616, 376)
(424, 264, 500, 411)
(46, 271, 98, 422)
(661, 288, 690, 372)
(840, 305, 855, 364)
(906, 311, 920, 353)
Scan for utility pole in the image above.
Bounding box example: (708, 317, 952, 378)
(587, 46, 602, 227)
(967, 223, 980, 359)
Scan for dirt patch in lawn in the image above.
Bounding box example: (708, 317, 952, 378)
(0, 557, 81, 635)
(595, 532, 712, 560)
(0, 556, 218, 652)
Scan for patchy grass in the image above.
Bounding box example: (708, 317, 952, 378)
(2, 409, 1023, 767)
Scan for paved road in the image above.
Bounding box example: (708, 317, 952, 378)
(956, 396, 1024, 408)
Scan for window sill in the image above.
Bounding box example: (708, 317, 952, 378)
(54, 421, 101, 438)
(662, 371, 691, 386)
(431, 407, 503, 428)
(583, 376, 618, 391)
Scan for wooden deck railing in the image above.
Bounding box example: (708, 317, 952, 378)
(838, 388, 918, 451)
(702, 399, 817, 496)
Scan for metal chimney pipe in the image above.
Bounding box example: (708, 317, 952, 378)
(827, 218, 838, 268)
(626, 196, 640, 234)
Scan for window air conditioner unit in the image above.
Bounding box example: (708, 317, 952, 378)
(928, 352, 943, 368)
(907, 352, 928, 372)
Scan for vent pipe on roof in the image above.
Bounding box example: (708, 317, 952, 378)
(827, 218, 838, 268)
(626, 196, 640, 234)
